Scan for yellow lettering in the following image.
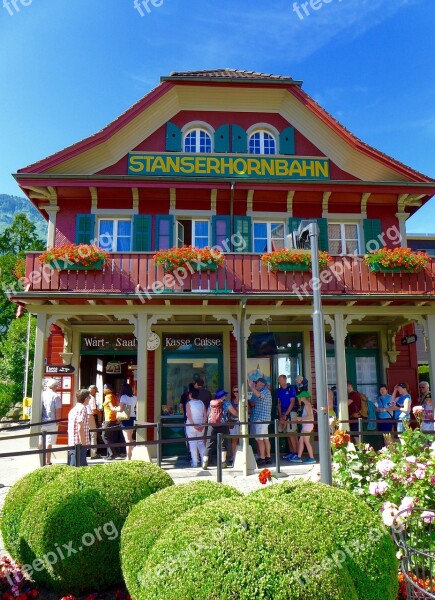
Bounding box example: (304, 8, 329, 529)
(207, 157, 221, 174)
(289, 160, 305, 177)
(195, 157, 207, 174)
(129, 155, 147, 173)
(180, 156, 195, 174)
(261, 159, 275, 177)
(247, 158, 261, 176)
(152, 156, 168, 173)
(275, 160, 289, 177)
(219, 157, 234, 175)
(234, 158, 247, 175)
(304, 160, 316, 176)
(166, 156, 180, 174)
(316, 160, 329, 178)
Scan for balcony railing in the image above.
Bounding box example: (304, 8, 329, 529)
(22, 253, 435, 297)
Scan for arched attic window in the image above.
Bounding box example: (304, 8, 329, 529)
(183, 127, 213, 153)
(248, 129, 277, 155)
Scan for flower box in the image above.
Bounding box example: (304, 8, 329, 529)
(49, 259, 105, 270)
(154, 246, 224, 271)
(364, 248, 429, 274)
(368, 264, 417, 274)
(270, 262, 311, 272)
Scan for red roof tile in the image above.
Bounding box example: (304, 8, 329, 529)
(161, 68, 300, 84)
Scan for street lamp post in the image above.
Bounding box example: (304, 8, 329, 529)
(299, 221, 332, 485)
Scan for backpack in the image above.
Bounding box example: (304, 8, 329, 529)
(208, 399, 224, 424)
(359, 394, 369, 419)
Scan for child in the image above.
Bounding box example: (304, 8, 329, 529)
(290, 391, 316, 464)
(421, 394, 434, 433)
(185, 388, 207, 467)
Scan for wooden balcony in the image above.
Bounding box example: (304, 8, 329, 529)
(22, 253, 435, 298)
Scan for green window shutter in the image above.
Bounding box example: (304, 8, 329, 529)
(233, 216, 252, 252)
(211, 215, 232, 247)
(132, 215, 152, 251)
(363, 219, 382, 252)
(75, 214, 95, 244)
(279, 127, 295, 155)
(317, 218, 329, 251)
(232, 125, 247, 153)
(155, 215, 174, 250)
(165, 122, 182, 152)
(214, 125, 230, 153)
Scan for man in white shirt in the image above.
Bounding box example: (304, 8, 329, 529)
(39, 378, 62, 465)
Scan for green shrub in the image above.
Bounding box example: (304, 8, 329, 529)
(121, 480, 242, 600)
(418, 364, 430, 387)
(140, 497, 358, 600)
(0, 381, 21, 417)
(17, 461, 173, 594)
(251, 480, 398, 600)
(0, 464, 69, 562)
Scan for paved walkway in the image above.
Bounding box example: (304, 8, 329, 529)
(0, 429, 316, 553)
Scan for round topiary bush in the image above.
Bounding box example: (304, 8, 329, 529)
(0, 464, 69, 563)
(17, 461, 173, 594)
(139, 497, 359, 600)
(250, 480, 398, 600)
(121, 480, 243, 600)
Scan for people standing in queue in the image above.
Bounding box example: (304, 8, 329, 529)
(67, 389, 90, 467)
(248, 377, 272, 466)
(194, 378, 212, 410)
(39, 378, 62, 466)
(276, 374, 298, 461)
(119, 383, 137, 460)
(202, 389, 237, 470)
(290, 391, 316, 464)
(102, 384, 120, 460)
(86, 385, 101, 460)
(390, 383, 412, 433)
(186, 388, 207, 468)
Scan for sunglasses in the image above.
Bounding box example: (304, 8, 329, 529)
(233, 389, 239, 393)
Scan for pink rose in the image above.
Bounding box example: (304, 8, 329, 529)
(415, 469, 426, 480)
(369, 481, 389, 496)
(412, 405, 424, 415)
(406, 456, 417, 464)
(381, 502, 399, 526)
(421, 511, 435, 524)
(399, 496, 416, 517)
(376, 459, 395, 476)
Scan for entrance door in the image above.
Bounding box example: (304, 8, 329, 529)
(162, 354, 222, 457)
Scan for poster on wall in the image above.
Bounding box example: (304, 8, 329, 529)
(247, 358, 271, 399)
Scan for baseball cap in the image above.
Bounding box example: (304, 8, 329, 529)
(254, 377, 267, 385)
(215, 389, 228, 399)
(89, 385, 99, 392)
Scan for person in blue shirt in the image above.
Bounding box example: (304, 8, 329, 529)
(276, 374, 298, 460)
(374, 384, 394, 433)
(390, 382, 412, 433)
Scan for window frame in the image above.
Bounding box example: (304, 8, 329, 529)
(328, 221, 361, 255)
(246, 123, 279, 156)
(182, 121, 214, 153)
(252, 220, 286, 253)
(98, 217, 132, 252)
(176, 218, 211, 248)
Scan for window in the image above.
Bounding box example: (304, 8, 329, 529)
(183, 129, 212, 153)
(328, 223, 360, 255)
(249, 131, 276, 155)
(177, 219, 210, 248)
(98, 219, 132, 252)
(253, 222, 285, 253)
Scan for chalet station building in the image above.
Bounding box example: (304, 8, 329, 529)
(12, 69, 435, 453)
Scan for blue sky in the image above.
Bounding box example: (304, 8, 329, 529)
(0, 0, 434, 232)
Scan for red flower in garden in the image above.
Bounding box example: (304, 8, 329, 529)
(258, 468, 273, 485)
(331, 430, 351, 448)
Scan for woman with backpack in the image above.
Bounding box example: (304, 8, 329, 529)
(202, 389, 238, 470)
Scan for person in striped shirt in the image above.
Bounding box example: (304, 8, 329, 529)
(68, 389, 91, 467)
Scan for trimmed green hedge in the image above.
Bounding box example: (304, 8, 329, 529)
(17, 461, 173, 594)
(121, 480, 242, 600)
(139, 497, 358, 599)
(0, 464, 69, 563)
(251, 480, 398, 600)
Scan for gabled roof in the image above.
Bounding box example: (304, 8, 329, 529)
(15, 69, 435, 185)
(161, 68, 301, 85)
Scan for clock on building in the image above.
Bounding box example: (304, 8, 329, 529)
(147, 332, 160, 351)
